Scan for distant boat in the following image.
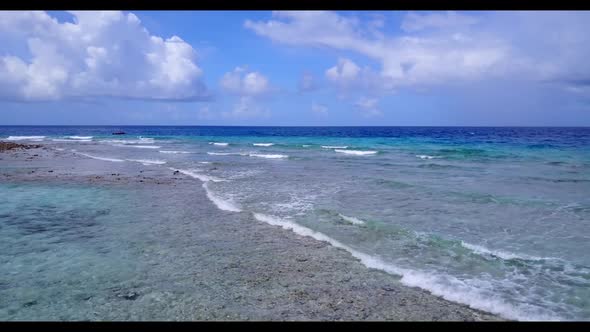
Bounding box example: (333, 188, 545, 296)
(112, 131, 126, 135)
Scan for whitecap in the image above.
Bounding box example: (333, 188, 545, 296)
(113, 144, 161, 149)
(5, 136, 45, 141)
(416, 155, 439, 159)
(203, 182, 241, 212)
(335, 149, 377, 156)
(207, 152, 247, 156)
(68, 136, 93, 140)
(209, 142, 229, 146)
(249, 154, 288, 159)
(322, 145, 348, 149)
(127, 159, 167, 166)
(159, 150, 192, 154)
(253, 143, 274, 147)
(59, 139, 91, 142)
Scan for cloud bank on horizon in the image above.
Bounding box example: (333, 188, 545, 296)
(0, 10, 589, 125)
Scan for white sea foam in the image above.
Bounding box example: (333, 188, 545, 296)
(253, 143, 274, 147)
(322, 145, 348, 149)
(249, 154, 288, 159)
(6, 136, 45, 141)
(159, 150, 192, 154)
(209, 142, 229, 146)
(252, 212, 558, 321)
(169, 167, 240, 212)
(113, 144, 161, 149)
(170, 168, 225, 183)
(338, 214, 366, 225)
(460, 242, 555, 262)
(416, 155, 439, 159)
(77, 152, 124, 162)
(335, 149, 377, 156)
(127, 159, 167, 166)
(55, 148, 65, 151)
(207, 152, 247, 156)
(199, 161, 212, 164)
(52, 136, 92, 142)
(203, 182, 242, 212)
(302, 145, 311, 147)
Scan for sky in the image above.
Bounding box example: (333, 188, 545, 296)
(0, 10, 589, 126)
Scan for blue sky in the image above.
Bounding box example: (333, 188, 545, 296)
(0, 11, 589, 126)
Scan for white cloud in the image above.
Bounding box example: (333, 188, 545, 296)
(222, 96, 270, 119)
(324, 57, 389, 94)
(220, 66, 273, 119)
(220, 66, 271, 96)
(401, 11, 479, 32)
(311, 102, 328, 115)
(355, 97, 381, 117)
(0, 11, 208, 101)
(325, 58, 360, 84)
(244, 11, 367, 51)
(244, 11, 590, 93)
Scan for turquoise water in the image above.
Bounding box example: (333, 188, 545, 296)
(1, 127, 590, 320)
(0, 184, 140, 319)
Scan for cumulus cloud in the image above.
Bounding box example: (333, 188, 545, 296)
(325, 58, 361, 84)
(220, 66, 271, 97)
(0, 11, 209, 102)
(355, 97, 381, 117)
(244, 11, 590, 93)
(220, 66, 274, 119)
(324, 58, 389, 94)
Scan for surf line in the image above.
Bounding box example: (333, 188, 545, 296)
(170, 166, 534, 321)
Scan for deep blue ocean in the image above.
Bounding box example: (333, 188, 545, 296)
(1, 126, 590, 320)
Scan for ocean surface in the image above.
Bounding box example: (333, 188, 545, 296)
(1, 126, 590, 320)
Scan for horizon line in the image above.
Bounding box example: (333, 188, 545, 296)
(1, 125, 589, 128)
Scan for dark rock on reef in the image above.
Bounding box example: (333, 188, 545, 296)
(0, 142, 41, 152)
(117, 291, 139, 301)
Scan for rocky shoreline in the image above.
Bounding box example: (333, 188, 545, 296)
(0, 143, 504, 321)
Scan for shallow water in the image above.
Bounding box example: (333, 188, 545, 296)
(1, 126, 590, 320)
